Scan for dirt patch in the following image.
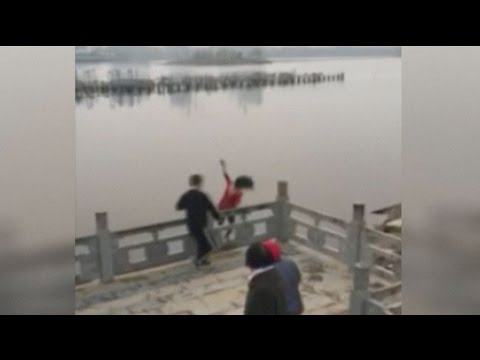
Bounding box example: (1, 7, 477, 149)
(302, 262, 324, 274)
(119, 274, 149, 283)
(371, 282, 384, 289)
(319, 289, 341, 303)
(308, 274, 324, 282)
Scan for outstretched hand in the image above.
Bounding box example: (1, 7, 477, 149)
(220, 159, 226, 168)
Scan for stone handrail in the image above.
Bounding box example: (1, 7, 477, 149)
(75, 202, 277, 285)
(74, 181, 402, 315)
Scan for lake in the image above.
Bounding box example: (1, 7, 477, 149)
(76, 57, 401, 236)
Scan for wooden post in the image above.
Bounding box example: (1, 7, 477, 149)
(349, 262, 370, 315)
(96, 212, 114, 283)
(276, 181, 290, 243)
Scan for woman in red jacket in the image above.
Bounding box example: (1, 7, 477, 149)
(218, 159, 254, 240)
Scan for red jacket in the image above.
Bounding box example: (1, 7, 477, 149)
(218, 174, 243, 210)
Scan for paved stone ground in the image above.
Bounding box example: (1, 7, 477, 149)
(76, 242, 355, 315)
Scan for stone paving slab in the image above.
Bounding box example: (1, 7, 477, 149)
(76, 242, 354, 315)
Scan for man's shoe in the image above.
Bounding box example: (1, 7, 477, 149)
(194, 258, 211, 267)
(200, 258, 211, 266)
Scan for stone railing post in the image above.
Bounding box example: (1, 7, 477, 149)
(96, 212, 114, 283)
(276, 181, 290, 243)
(346, 203, 371, 271)
(349, 262, 370, 315)
(206, 214, 220, 249)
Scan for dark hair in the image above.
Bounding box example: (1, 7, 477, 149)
(189, 174, 203, 187)
(235, 176, 254, 189)
(245, 242, 274, 269)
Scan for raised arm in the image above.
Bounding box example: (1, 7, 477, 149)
(220, 159, 231, 183)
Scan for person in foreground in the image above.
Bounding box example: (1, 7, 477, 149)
(262, 238, 304, 315)
(176, 174, 221, 268)
(244, 242, 288, 315)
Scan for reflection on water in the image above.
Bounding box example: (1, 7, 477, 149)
(169, 92, 193, 113)
(109, 92, 146, 109)
(76, 96, 96, 110)
(168, 87, 263, 114)
(77, 66, 151, 82)
(76, 65, 277, 113)
(76, 65, 344, 113)
(76, 93, 148, 109)
(76, 86, 265, 113)
(234, 87, 263, 114)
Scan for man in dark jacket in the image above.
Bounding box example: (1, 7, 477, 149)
(244, 242, 288, 315)
(176, 174, 221, 267)
(263, 239, 304, 315)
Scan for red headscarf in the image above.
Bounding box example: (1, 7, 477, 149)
(262, 238, 282, 262)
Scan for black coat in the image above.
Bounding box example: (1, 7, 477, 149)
(244, 268, 288, 315)
(176, 189, 220, 228)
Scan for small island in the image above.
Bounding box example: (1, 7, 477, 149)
(168, 48, 271, 66)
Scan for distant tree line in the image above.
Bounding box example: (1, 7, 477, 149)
(171, 47, 268, 65)
(75, 46, 401, 63)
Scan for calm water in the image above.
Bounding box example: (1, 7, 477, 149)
(76, 58, 401, 236)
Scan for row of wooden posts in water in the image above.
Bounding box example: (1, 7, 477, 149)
(76, 72, 345, 97)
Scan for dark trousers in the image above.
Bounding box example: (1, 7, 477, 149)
(188, 223, 212, 261)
